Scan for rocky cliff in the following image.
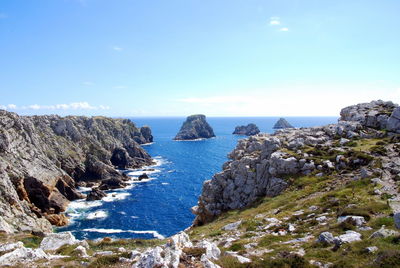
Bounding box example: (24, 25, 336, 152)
(0, 110, 153, 233)
(174, 114, 215, 140)
(193, 100, 400, 225)
(232, 123, 260, 136)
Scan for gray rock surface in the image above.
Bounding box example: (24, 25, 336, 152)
(40, 231, 79, 251)
(273, 118, 294, 129)
(0, 110, 153, 232)
(174, 114, 215, 140)
(233, 124, 260, 136)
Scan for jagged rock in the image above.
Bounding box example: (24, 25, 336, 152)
(233, 124, 260, 136)
(86, 188, 107, 201)
(0, 242, 24, 254)
(45, 214, 69, 226)
(40, 231, 79, 251)
(370, 226, 399, 238)
(174, 115, 215, 140)
(138, 173, 149, 181)
(0, 247, 50, 266)
(197, 240, 221, 260)
(225, 251, 251, 263)
(387, 107, 400, 133)
(0, 110, 153, 232)
(201, 254, 221, 268)
(318, 232, 335, 244)
(98, 177, 128, 190)
(334, 231, 362, 246)
(337, 216, 366, 226)
(394, 212, 400, 229)
(73, 245, 89, 258)
(140, 126, 154, 143)
(222, 220, 242, 231)
(273, 118, 294, 129)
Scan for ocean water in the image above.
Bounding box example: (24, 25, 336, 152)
(58, 117, 337, 240)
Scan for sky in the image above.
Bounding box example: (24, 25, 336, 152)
(0, 0, 399, 116)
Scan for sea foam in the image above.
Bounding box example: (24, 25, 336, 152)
(82, 228, 165, 239)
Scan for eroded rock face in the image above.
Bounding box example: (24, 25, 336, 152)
(0, 110, 153, 232)
(174, 115, 215, 140)
(192, 100, 399, 225)
(233, 124, 260, 136)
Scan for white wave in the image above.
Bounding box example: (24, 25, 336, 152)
(103, 192, 130, 202)
(127, 169, 161, 176)
(141, 142, 154, 146)
(119, 211, 127, 215)
(87, 210, 108, 220)
(68, 200, 102, 210)
(131, 216, 139, 219)
(161, 182, 169, 185)
(82, 228, 165, 239)
(77, 187, 92, 193)
(130, 177, 154, 183)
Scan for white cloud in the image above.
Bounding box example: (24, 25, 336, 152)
(112, 46, 123, 51)
(83, 81, 94, 86)
(99, 105, 110, 110)
(113, 85, 128, 89)
(279, 27, 289, 32)
(0, 105, 6, 110)
(4, 102, 110, 111)
(28, 104, 41, 110)
(7, 104, 17, 109)
(270, 20, 280, 25)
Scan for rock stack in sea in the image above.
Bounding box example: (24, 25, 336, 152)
(232, 123, 260, 136)
(273, 118, 294, 129)
(0, 110, 153, 233)
(174, 114, 215, 140)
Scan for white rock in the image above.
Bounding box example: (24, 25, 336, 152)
(201, 254, 221, 268)
(133, 247, 165, 268)
(316, 216, 327, 222)
(222, 220, 242, 231)
(394, 212, 400, 229)
(365, 246, 378, 253)
(0, 247, 49, 266)
(337, 216, 366, 226)
(73, 245, 89, 258)
(94, 251, 114, 256)
(370, 226, 399, 238)
(225, 251, 251, 263)
(40, 231, 79, 251)
(318, 232, 335, 244)
(0, 241, 23, 254)
(334, 231, 362, 245)
(0, 216, 16, 234)
(168, 231, 192, 249)
(197, 240, 221, 260)
(130, 250, 142, 260)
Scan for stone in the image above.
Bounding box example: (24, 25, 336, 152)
(318, 232, 335, 244)
(197, 240, 221, 260)
(337, 216, 366, 226)
(201, 254, 221, 268)
(334, 231, 362, 246)
(273, 118, 294, 129)
(364, 246, 378, 253)
(233, 124, 260, 136)
(168, 232, 192, 249)
(225, 251, 251, 263)
(394, 212, 400, 229)
(138, 173, 149, 181)
(387, 107, 400, 133)
(73, 245, 89, 258)
(86, 188, 107, 201)
(40, 231, 79, 251)
(222, 220, 242, 231)
(0, 242, 24, 254)
(174, 114, 215, 140)
(370, 226, 399, 238)
(133, 247, 165, 268)
(0, 247, 49, 266)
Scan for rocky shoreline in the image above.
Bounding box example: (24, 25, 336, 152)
(0, 110, 153, 233)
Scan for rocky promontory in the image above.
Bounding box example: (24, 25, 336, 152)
(232, 123, 260, 136)
(174, 114, 215, 140)
(0, 110, 153, 233)
(273, 117, 294, 129)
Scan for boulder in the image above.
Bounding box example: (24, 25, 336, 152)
(0, 242, 24, 254)
(387, 107, 400, 133)
(138, 173, 149, 181)
(337, 216, 366, 226)
(317, 232, 335, 244)
(273, 118, 294, 129)
(73, 245, 89, 258)
(370, 226, 399, 238)
(0, 247, 49, 266)
(233, 124, 260, 136)
(197, 240, 221, 260)
(40, 231, 79, 251)
(222, 220, 242, 231)
(201, 254, 222, 268)
(334, 231, 362, 246)
(86, 188, 107, 201)
(174, 115, 215, 140)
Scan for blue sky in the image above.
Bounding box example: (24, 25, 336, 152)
(0, 0, 399, 116)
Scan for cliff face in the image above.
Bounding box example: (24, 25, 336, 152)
(193, 100, 400, 225)
(0, 111, 153, 233)
(174, 114, 215, 140)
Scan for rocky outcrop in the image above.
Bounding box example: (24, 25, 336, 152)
(232, 124, 260, 136)
(0, 110, 153, 233)
(193, 100, 400, 225)
(273, 118, 294, 129)
(174, 115, 215, 140)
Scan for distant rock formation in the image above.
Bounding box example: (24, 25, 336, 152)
(0, 110, 153, 233)
(232, 123, 260, 136)
(273, 118, 294, 129)
(174, 115, 215, 140)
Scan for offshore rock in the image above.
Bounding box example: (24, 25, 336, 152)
(273, 118, 294, 129)
(174, 114, 215, 140)
(86, 188, 107, 201)
(233, 123, 260, 136)
(0, 110, 153, 232)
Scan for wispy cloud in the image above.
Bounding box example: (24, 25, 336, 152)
(112, 46, 123, 51)
(83, 81, 95, 86)
(269, 16, 280, 25)
(1, 102, 110, 111)
(279, 27, 289, 32)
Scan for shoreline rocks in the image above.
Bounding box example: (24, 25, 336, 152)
(233, 123, 260, 136)
(273, 118, 294, 129)
(174, 115, 215, 140)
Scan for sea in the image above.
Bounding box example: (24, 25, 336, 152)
(58, 117, 338, 240)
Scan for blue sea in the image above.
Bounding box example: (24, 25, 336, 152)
(58, 117, 337, 240)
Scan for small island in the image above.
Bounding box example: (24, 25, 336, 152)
(273, 118, 294, 129)
(174, 114, 215, 140)
(232, 123, 260, 136)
